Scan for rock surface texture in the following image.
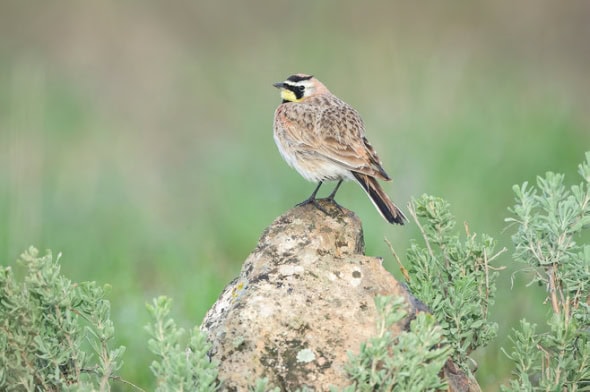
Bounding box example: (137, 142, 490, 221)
(201, 200, 479, 391)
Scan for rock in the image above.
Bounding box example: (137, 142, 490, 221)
(200, 200, 479, 391)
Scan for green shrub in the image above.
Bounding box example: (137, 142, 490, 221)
(344, 296, 450, 392)
(0, 247, 126, 391)
(502, 152, 590, 391)
(395, 194, 504, 376)
(145, 296, 219, 392)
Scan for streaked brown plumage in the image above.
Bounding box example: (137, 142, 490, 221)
(272, 73, 406, 224)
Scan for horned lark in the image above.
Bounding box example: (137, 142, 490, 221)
(273, 73, 407, 225)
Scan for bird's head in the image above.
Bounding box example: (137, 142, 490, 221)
(273, 74, 328, 103)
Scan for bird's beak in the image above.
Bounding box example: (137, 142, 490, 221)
(273, 82, 285, 89)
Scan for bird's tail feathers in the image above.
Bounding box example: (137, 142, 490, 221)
(352, 172, 407, 225)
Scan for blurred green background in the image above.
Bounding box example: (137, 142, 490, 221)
(1, 1, 589, 390)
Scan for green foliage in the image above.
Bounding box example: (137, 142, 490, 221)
(401, 194, 503, 373)
(502, 152, 590, 391)
(247, 378, 314, 392)
(248, 377, 280, 392)
(344, 296, 450, 392)
(145, 296, 219, 392)
(0, 247, 126, 392)
(507, 152, 590, 313)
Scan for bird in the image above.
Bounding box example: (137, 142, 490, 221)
(272, 73, 407, 225)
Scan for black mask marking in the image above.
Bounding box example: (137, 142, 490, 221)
(284, 83, 306, 100)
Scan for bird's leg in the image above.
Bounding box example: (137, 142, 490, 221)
(325, 180, 343, 202)
(297, 181, 329, 214)
(297, 181, 323, 206)
(324, 179, 344, 211)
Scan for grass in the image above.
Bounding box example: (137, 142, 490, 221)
(1, 2, 589, 390)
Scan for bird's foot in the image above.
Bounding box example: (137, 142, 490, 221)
(321, 196, 344, 212)
(296, 197, 330, 215)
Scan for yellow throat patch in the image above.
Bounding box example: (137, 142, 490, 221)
(280, 88, 301, 102)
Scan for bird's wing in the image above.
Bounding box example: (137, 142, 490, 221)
(314, 103, 391, 181)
